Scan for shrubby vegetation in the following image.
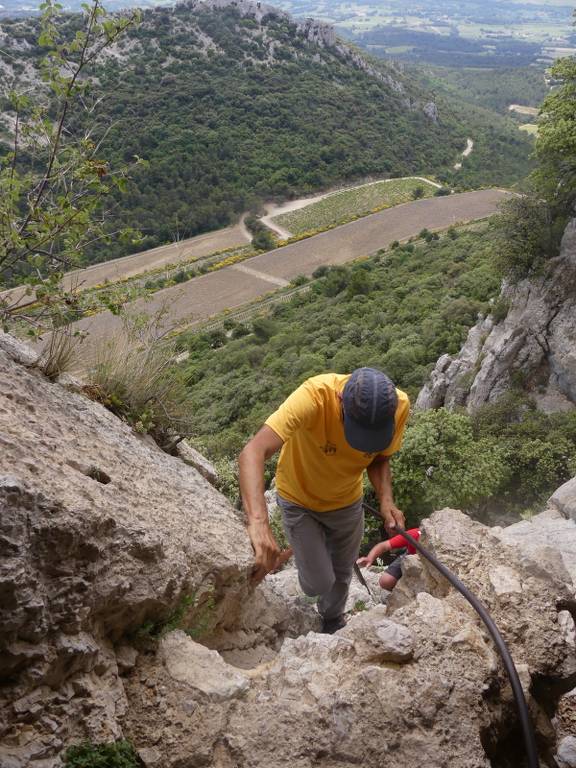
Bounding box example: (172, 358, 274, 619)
(491, 55, 576, 278)
(181, 226, 500, 456)
(64, 740, 139, 768)
(0, 0, 139, 313)
(180, 226, 576, 523)
(420, 65, 548, 115)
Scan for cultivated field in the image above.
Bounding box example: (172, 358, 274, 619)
(0, 221, 250, 310)
(509, 104, 539, 116)
(65, 189, 510, 359)
(271, 177, 440, 236)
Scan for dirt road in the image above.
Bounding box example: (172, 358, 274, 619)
(64, 188, 509, 358)
(261, 175, 443, 238)
(1, 222, 251, 309)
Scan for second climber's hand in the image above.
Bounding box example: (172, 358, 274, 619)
(357, 541, 389, 569)
(380, 502, 405, 535)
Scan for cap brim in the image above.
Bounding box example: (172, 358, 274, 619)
(343, 412, 395, 453)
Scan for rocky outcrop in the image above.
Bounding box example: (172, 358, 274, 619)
(0, 340, 259, 767)
(198, 0, 412, 99)
(417, 218, 576, 413)
(3, 334, 576, 767)
(123, 507, 576, 768)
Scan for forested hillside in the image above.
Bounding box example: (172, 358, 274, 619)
(0, 0, 532, 262)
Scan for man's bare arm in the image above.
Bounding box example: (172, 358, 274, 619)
(367, 456, 405, 533)
(239, 425, 286, 583)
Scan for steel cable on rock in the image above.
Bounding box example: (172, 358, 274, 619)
(362, 503, 539, 768)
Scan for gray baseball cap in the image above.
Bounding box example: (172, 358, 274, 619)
(342, 367, 397, 453)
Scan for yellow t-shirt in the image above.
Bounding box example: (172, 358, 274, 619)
(265, 373, 410, 512)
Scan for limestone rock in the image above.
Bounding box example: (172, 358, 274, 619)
(0, 331, 38, 366)
(423, 101, 439, 122)
(416, 317, 494, 409)
(550, 475, 576, 521)
(496, 509, 576, 588)
(54, 372, 85, 393)
(416, 217, 576, 412)
(122, 509, 576, 768)
(175, 440, 218, 485)
(489, 565, 522, 595)
(116, 645, 139, 674)
(341, 606, 414, 662)
(557, 736, 576, 768)
(0, 344, 254, 766)
(160, 631, 250, 700)
(556, 686, 576, 759)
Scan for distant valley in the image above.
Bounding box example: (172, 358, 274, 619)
(0, 0, 533, 269)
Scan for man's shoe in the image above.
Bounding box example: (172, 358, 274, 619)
(321, 615, 346, 634)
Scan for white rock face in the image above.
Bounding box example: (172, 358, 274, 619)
(160, 631, 250, 699)
(0, 342, 256, 766)
(0, 330, 39, 366)
(551, 476, 576, 521)
(123, 509, 576, 768)
(557, 736, 576, 767)
(417, 218, 576, 412)
(497, 509, 576, 588)
(176, 440, 219, 485)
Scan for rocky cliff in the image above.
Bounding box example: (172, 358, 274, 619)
(417, 218, 576, 413)
(2, 335, 576, 768)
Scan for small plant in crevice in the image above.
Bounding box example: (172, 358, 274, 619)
(134, 587, 217, 643)
(64, 740, 140, 768)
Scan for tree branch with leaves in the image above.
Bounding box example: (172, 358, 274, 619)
(0, 0, 142, 335)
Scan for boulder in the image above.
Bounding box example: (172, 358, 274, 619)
(175, 439, 219, 486)
(159, 631, 250, 700)
(550, 476, 576, 522)
(0, 344, 254, 766)
(122, 509, 576, 768)
(0, 330, 38, 366)
(496, 507, 576, 588)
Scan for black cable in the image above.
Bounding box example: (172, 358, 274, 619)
(363, 503, 539, 768)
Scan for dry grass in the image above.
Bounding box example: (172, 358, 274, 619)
(38, 327, 79, 380)
(87, 317, 194, 447)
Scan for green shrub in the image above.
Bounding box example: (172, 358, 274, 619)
(491, 297, 509, 323)
(64, 741, 139, 768)
(390, 409, 507, 523)
(492, 193, 564, 279)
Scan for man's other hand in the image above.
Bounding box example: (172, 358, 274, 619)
(380, 502, 405, 534)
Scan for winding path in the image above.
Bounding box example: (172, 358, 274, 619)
(454, 139, 474, 171)
(66, 188, 510, 360)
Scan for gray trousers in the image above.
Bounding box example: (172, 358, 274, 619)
(277, 494, 364, 620)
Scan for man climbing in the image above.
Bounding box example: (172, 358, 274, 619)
(238, 367, 410, 633)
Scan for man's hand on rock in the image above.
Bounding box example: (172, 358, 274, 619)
(380, 502, 405, 534)
(247, 520, 292, 584)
